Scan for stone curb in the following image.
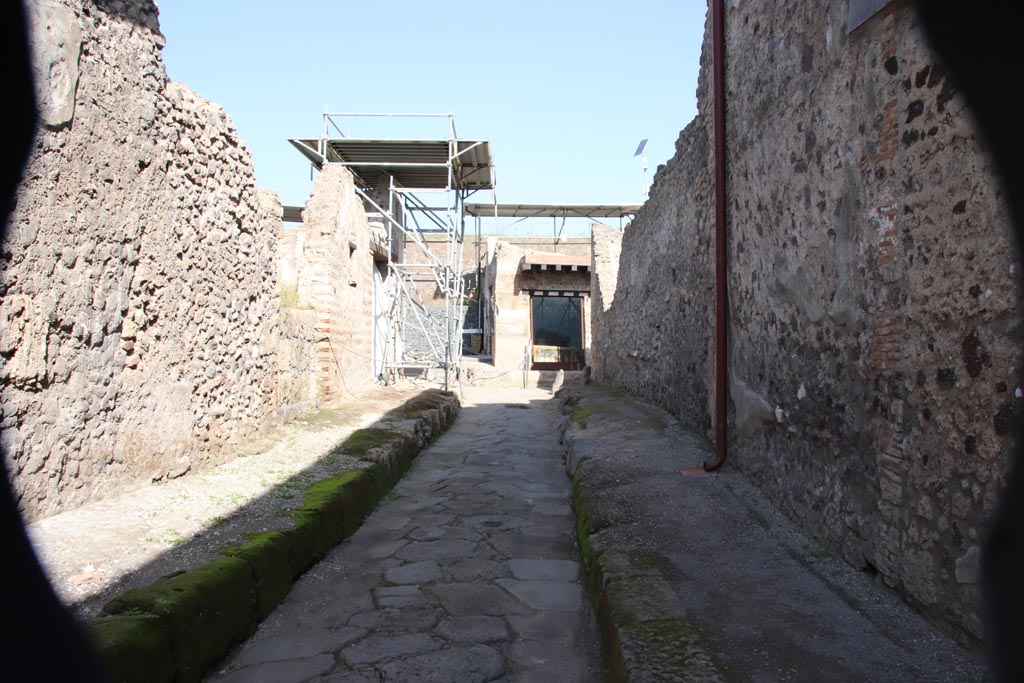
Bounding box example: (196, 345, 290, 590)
(86, 390, 461, 683)
(559, 387, 725, 682)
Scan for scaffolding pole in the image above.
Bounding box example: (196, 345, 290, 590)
(304, 112, 493, 391)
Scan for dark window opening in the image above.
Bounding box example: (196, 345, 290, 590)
(531, 296, 584, 370)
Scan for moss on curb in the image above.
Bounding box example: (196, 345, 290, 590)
(570, 402, 602, 429)
(628, 553, 667, 571)
(620, 619, 723, 682)
(87, 390, 461, 683)
(220, 531, 293, 621)
(298, 469, 377, 546)
(570, 452, 725, 682)
(334, 427, 400, 456)
(102, 557, 255, 683)
(87, 614, 175, 683)
(282, 509, 329, 578)
(571, 468, 601, 600)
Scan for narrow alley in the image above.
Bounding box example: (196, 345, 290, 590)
(5, 1, 1019, 681)
(209, 388, 600, 683)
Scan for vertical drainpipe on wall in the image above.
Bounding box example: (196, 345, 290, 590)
(705, 0, 729, 472)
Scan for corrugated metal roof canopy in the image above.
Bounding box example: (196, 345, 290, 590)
(463, 203, 641, 219)
(289, 138, 493, 191)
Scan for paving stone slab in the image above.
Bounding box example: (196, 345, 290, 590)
(487, 531, 578, 560)
(504, 640, 592, 683)
(210, 388, 600, 683)
(496, 578, 585, 611)
(341, 633, 441, 667)
(444, 558, 511, 582)
(384, 560, 444, 585)
(507, 611, 585, 643)
(428, 582, 532, 616)
(215, 654, 335, 683)
(407, 525, 481, 542)
(268, 591, 374, 630)
(347, 607, 444, 633)
(373, 585, 430, 608)
(232, 627, 363, 667)
(435, 615, 512, 643)
(360, 538, 410, 560)
(311, 672, 378, 683)
(407, 512, 457, 527)
(377, 644, 505, 683)
(464, 514, 533, 534)
(508, 558, 579, 582)
(431, 482, 488, 496)
(394, 539, 479, 562)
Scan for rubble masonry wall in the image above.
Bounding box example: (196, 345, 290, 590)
(595, 0, 1020, 641)
(2, 0, 282, 520)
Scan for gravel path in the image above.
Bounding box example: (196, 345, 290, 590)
(27, 383, 430, 618)
(208, 387, 601, 683)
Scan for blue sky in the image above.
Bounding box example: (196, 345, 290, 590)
(158, 1, 707, 235)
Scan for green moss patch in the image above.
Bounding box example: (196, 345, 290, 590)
(298, 469, 377, 546)
(282, 509, 328, 578)
(280, 286, 299, 308)
(87, 614, 175, 683)
(102, 557, 255, 683)
(331, 427, 400, 458)
(570, 402, 602, 428)
(599, 385, 625, 398)
(629, 553, 668, 572)
(84, 394, 461, 683)
(571, 468, 602, 601)
(571, 464, 725, 682)
(620, 619, 724, 681)
(220, 531, 293, 621)
(603, 576, 678, 625)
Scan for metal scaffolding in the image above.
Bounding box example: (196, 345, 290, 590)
(290, 112, 495, 390)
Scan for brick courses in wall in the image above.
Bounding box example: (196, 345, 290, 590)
(288, 164, 386, 398)
(2, 0, 282, 520)
(595, 0, 1020, 642)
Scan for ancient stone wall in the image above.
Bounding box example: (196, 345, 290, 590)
(597, 0, 1020, 641)
(597, 112, 716, 426)
(275, 226, 318, 419)
(590, 224, 623, 382)
(1, 0, 282, 520)
(291, 164, 385, 397)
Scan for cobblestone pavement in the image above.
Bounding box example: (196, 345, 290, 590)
(208, 387, 601, 683)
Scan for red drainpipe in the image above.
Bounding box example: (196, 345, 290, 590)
(704, 0, 728, 472)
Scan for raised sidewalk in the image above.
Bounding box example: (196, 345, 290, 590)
(560, 384, 989, 682)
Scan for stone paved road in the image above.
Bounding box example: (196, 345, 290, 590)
(208, 387, 601, 683)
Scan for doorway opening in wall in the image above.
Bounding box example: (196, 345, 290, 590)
(530, 295, 585, 370)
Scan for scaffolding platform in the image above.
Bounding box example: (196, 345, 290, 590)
(290, 112, 495, 390)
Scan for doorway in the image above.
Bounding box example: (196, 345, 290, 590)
(530, 295, 584, 370)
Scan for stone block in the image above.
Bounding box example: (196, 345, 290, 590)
(102, 557, 255, 683)
(86, 614, 175, 683)
(220, 531, 294, 621)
